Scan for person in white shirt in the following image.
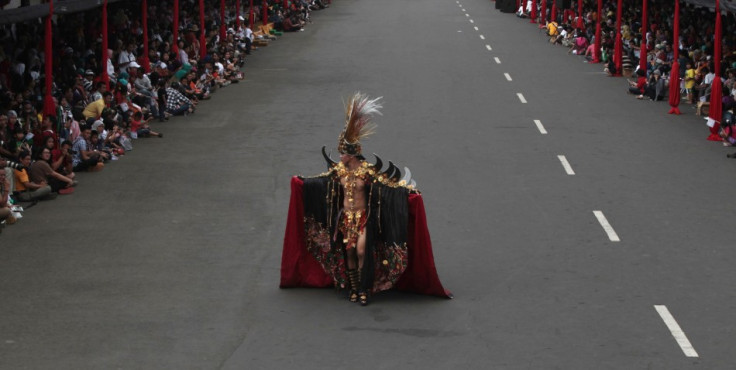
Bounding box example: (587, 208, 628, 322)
(118, 43, 137, 74)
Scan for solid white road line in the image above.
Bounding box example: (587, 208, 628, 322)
(557, 155, 575, 175)
(516, 93, 527, 103)
(654, 305, 699, 358)
(533, 119, 547, 134)
(485, 44, 492, 51)
(494, 57, 501, 64)
(480, 35, 485, 40)
(504, 73, 512, 81)
(593, 211, 620, 242)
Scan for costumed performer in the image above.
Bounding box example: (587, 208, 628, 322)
(280, 92, 452, 305)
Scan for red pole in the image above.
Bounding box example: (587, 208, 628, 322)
(592, 0, 601, 63)
(220, 0, 227, 44)
(551, 0, 557, 23)
(43, 0, 55, 117)
(141, 0, 150, 73)
(249, 0, 255, 29)
(172, 0, 180, 54)
(101, 0, 109, 90)
(707, 0, 723, 140)
(639, 0, 647, 72)
(262, 0, 268, 26)
(540, 0, 547, 24)
(236, 0, 241, 29)
(530, 0, 537, 23)
(199, 0, 207, 58)
(613, 0, 623, 76)
(668, 0, 681, 114)
(577, 0, 583, 29)
(284, 0, 288, 10)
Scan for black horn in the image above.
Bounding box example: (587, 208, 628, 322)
(389, 161, 401, 181)
(322, 146, 337, 168)
(372, 153, 383, 172)
(384, 161, 396, 180)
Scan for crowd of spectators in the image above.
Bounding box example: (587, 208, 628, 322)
(520, 0, 736, 144)
(0, 0, 329, 232)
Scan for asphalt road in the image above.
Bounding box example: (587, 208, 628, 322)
(2, 0, 736, 369)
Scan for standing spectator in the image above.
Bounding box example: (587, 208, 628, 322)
(118, 42, 138, 74)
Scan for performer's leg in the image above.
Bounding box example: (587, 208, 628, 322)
(356, 231, 369, 306)
(346, 246, 359, 302)
(356, 231, 366, 269)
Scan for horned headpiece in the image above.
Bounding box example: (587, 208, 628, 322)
(337, 92, 383, 156)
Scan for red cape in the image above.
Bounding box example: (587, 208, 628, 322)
(280, 176, 452, 298)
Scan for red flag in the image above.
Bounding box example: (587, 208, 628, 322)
(613, 0, 623, 76)
(141, 0, 150, 73)
(42, 0, 55, 117)
(236, 0, 241, 29)
(262, 0, 268, 26)
(592, 0, 601, 63)
(668, 0, 681, 114)
(220, 0, 226, 44)
(101, 0, 109, 90)
(577, 0, 583, 29)
(708, 0, 723, 140)
(199, 0, 206, 58)
(539, 0, 547, 26)
(172, 0, 180, 54)
(249, 0, 255, 29)
(639, 0, 647, 72)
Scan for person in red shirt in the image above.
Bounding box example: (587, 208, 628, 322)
(628, 69, 647, 98)
(129, 111, 163, 138)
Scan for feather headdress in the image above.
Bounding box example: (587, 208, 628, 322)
(338, 92, 383, 156)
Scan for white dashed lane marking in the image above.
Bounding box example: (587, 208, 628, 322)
(557, 155, 575, 175)
(485, 44, 492, 51)
(593, 211, 620, 242)
(654, 305, 699, 358)
(516, 93, 527, 103)
(494, 57, 501, 64)
(480, 35, 485, 40)
(469, 19, 474, 23)
(533, 120, 547, 134)
(504, 73, 512, 81)
(474, 26, 479, 31)
(465, 13, 469, 17)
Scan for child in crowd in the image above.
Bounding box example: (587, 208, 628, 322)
(129, 111, 163, 139)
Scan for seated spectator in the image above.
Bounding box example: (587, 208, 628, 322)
(628, 69, 647, 98)
(13, 150, 55, 202)
(165, 82, 194, 116)
(569, 35, 588, 55)
(0, 166, 12, 228)
(130, 111, 163, 138)
(29, 147, 76, 193)
(89, 129, 112, 161)
(83, 91, 113, 120)
(643, 69, 666, 101)
(71, 126, 104, 172)
(49, 139, 75, 179)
